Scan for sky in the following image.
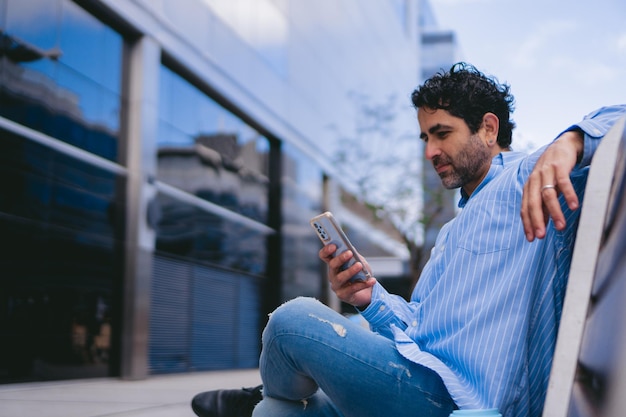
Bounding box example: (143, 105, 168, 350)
(428, 0, 626, 151)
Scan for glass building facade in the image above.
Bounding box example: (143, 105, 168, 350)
(417, 0, 460, 273)
(0, 0, 420, 383)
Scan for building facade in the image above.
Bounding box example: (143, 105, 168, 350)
(0, 0, 423, 382)
(416, 0, 460, 274)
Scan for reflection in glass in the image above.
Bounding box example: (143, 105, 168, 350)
(59, 0, 122, 93)
(1, 0, 122, 161)
(158, 65, 270, 224)
(155, 61, 272, 374)
(5, 0, 59, 52)
(0, 0, 124, 383)
(281, 142, 324, 300)
(154, 192, 268, 276)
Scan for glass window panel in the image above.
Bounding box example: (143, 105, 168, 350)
(158, 65, 270, 224)
(195, 97, 220, 134)
(154, 192, 268, 276)
(1, 0, 122, 161)
(55, 64, 121, 135)
(0, 129, 122, 382)
(0, 0, 124, 381)
(281, 142, 324, 300)
(0, 130, 121, 240)
(157, 120, 191, 148)
(59, 0, 122, 93)
(5, 0, 60, 52)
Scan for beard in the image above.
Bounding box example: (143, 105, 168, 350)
(432, 134, 492, 190)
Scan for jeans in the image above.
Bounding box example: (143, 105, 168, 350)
(252, 297, 456, 417)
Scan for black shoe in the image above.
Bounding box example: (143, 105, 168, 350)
(191, 385, 263, 417)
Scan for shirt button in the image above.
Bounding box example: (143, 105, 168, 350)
(412, 320, 417, 327)
(379, 305, 386, 312)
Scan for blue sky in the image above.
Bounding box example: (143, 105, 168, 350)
(429, 0, 626, 151)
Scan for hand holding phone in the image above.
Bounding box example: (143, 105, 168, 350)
(310, 212, 372, 282)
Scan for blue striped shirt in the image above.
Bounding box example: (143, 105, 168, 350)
(360, 105, 626, 417)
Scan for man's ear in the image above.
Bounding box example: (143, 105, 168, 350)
(482, 113, 500, 147)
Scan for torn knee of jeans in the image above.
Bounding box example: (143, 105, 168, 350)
(388, 361, 412, 378)
(308, 313, 347, 337)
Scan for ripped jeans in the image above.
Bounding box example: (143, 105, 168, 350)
(252, 297, 456, 417)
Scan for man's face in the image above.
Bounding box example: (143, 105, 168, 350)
(418, 107, 493, 195)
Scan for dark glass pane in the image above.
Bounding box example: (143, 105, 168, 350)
(0, 130, 124, 382)
(154, 192, 268, 276)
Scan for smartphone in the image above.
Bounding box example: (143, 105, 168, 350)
(310, 211, 372, 282)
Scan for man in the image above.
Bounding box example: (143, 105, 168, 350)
(192, 63, 626, 417)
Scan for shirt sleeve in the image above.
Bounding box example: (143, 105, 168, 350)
(558, 104, 626, 167)
(358, 282, 419, 339)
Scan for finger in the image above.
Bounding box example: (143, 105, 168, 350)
(532, 163, 566, 238)
(326, 252, 359, 291)
(540, 185, 564, 230)
(334, 277, 376, 306)
(523, 172, 549, 240)
(543, 171, 577, 231)
(555, 174, 579, 212)
(330, 264, 361, 292)
(343, 278, 375, 293)
(333, 272, 367, 291)
(328, 249, 354, 272)
(353, 249, 372, 275)
(319, 244, 336, 263)
(333, 258, 363, 285)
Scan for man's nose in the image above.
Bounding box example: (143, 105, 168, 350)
(424, 141, 440, 161)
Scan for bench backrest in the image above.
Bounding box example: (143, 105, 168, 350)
(542, 115, 626, 417)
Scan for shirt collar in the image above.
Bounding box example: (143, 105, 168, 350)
(458, 151, 526, 208)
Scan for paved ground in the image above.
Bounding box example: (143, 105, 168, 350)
(0, 369, 261, 417)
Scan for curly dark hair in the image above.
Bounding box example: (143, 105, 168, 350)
(411, 62, 516, 148)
